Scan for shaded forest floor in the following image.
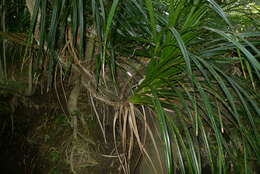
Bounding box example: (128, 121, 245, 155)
(0, 89, 125, 174)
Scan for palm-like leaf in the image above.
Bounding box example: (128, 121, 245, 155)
(124, 0, 260, 173)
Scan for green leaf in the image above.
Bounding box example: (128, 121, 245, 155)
(169, 27, 192, 77)
(205, 27, 260, 79)
(152, 89, 173, 174)
(103, 0, 120, 63)
(144, 0, 157, 42)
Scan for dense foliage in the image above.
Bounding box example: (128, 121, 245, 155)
(1, 0, 259, 173)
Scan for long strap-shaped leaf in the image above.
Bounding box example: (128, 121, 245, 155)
(205, 27, 260, 79)
(144, 0, 157, 42)
(152, 89, 173, 174)
(103, 0, 120, 60)
(169, 27, 192, 78)
(206, 0, 232, 27)
(78, 0, 84, 58)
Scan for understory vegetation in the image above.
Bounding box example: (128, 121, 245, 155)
(0, 0, 259, 173)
